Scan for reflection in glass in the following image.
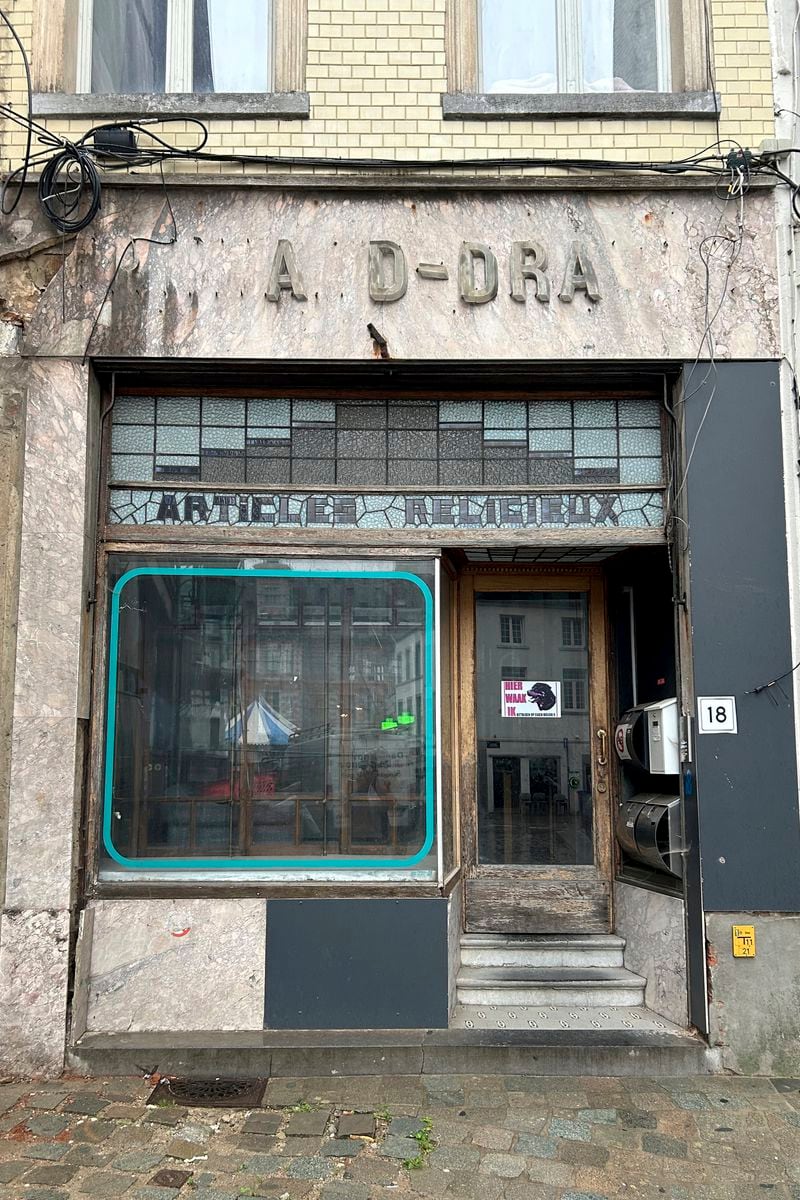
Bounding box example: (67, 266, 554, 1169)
(480, 0, 557, 92)
(106, 561, 433, 866)
(475, 591, 594, 866)
(480, 0, 661, 94)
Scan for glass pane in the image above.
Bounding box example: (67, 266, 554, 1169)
(104, 560, 434, 869)
(193, 0, 270, 92)
(476, 591, 594, 866)
(481, 0, 558, 93)
(91, 0, 167, 93)
(584, 0, 659, 92)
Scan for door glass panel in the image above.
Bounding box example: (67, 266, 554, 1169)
(475, 591, 593, 866)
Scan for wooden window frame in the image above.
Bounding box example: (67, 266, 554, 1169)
(445, 0, 717, 118)
(32, 0, 308, 117)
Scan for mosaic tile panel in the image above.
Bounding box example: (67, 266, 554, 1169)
(108, 488, 665, 530)
(109, 395, 665, 491)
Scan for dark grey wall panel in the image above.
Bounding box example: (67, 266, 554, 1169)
(265, 899, 449, 1029)
(685, 361, 800, 911)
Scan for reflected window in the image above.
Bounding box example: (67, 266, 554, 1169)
(86, 0, 271, 93)
(500, 614, 525, 645)
(480, 0, 670, 94)
(561, 617, 584, 647)
(563, 668, 588, 711)
(103, 559, 435, 870)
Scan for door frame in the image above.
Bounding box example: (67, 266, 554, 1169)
(454, 565, 613, 927)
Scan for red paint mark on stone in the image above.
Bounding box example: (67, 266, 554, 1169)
(171, 928, 191, 938)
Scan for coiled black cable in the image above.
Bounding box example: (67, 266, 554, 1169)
(37, 145, 102, 234)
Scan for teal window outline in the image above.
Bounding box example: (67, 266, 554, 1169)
(103, 566, 436, 871)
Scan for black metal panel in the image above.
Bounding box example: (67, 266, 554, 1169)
(265, 899, 449, 1029)
(684, 361, 800, 911)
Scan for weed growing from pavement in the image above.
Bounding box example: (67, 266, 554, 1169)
(403, 1116, 435, 1169)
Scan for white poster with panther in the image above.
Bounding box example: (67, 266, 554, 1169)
(501, 680, 562, 719)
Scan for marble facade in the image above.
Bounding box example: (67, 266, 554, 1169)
(0, 182, 783, 1070)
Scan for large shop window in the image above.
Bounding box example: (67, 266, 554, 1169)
(102, 559, 436, 872)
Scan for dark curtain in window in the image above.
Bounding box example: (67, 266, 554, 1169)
(91, 0, 168, 93)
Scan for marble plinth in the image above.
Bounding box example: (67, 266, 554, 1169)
(614, 880, 688, 1027)
(84, 899, 266, 1032)
(0, 908, 70, 1077)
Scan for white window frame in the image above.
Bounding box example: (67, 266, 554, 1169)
(76, 0, 273, 93)
(477, 0, 671, 94)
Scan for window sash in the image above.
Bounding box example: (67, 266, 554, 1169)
(478, 0, 671, 93)
(77, 0, 273, 93)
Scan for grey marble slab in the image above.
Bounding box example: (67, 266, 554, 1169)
(614, 880, 688, 1027)
(20, 186, 778, 362)
(85, 899, 266, 1032)
(4, 360, 89, 911)
(0, 908, 70, 1077)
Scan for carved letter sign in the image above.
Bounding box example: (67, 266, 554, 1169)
(267, 239, 307, 302)
(262, 236, 602, 306)
(459, 242, 499, 304)
(510, 241, 550, 304)
(559, 240, 601, 302)
(369, 240, 408, 302)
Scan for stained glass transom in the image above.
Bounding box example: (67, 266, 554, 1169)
(110, 395, 664, 488)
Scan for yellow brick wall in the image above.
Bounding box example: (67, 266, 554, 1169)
(0, 0, 776, 177)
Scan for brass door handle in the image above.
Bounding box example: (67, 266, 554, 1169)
(596, 728, 608, 768)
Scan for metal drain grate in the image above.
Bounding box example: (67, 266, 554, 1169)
(147, 1077, 267, 1109)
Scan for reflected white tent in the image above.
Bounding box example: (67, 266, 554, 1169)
(225, 695, 297, 746)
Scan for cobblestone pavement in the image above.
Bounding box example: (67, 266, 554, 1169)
(0, 1073, 799, 1200)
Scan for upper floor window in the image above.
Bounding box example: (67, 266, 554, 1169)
(444, 0, 716, 118)
(79, 0, 271, 93)
(500, 615, 525, 645)
(479, 0, 670, 95)
(561, 617, 584, 648)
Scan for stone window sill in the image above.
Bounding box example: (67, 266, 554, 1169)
(442, 91, 721, 120)
(32, 92, 310, 120)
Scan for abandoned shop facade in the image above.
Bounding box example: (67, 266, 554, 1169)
(1, 174, 799, 1077)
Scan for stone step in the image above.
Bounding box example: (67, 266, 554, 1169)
(459, 933, 625, 969)
(456, 965, 646, 1008)
(70, 1026, 717, 1078)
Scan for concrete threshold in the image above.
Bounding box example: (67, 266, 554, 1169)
(70, 1025, 718, 1078)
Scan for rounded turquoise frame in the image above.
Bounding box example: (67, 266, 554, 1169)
(103, 567, 436, 870)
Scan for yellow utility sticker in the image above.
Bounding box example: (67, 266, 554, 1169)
(732, 925, 756, 957)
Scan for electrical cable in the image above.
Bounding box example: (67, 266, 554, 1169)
(0, 5, 34, 216)
(38, 145, 102, 233)
(81, 161, 178, 364)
